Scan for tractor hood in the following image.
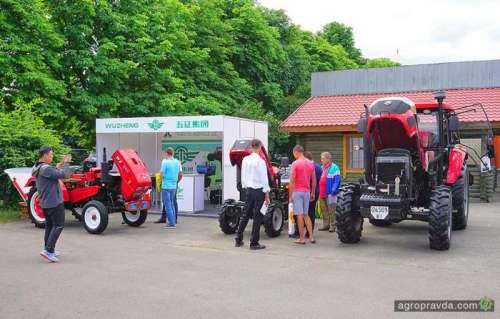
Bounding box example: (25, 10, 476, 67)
(367, 97, 419, 152)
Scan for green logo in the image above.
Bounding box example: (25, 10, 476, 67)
(479, 297, 494, 312)
(175, 146, 197, 164)
(148, 119, 164, 131)
(176, 187, 184, 200)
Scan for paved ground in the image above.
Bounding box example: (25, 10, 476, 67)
(1, 200, 499, 319)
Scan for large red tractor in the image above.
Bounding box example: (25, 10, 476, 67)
(218, 139, 289, 238)
(336, 91, 495, 250)
(10, 148, 152, 234)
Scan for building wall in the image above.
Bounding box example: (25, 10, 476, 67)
(298, 132, 362, 183)
(312, 60, 500, 96)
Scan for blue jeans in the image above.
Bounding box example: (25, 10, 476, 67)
(161, 189, 176, 226)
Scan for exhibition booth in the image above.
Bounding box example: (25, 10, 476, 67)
(95, 116, 268, 214)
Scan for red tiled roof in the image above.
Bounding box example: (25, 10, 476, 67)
(280, 87, 500, 132)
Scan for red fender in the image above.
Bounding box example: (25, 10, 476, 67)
(446, 146, 467, 185)
(25, 176, 37, 188)
(25, 177, 69, 202)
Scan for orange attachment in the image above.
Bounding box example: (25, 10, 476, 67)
(493, 136, 500, 168)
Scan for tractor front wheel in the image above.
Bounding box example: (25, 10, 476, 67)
(219, 205, 241, 234)
(122, 210, 148, 227)
(451, 167, 469, 230)
(428, 186, 452, 250)
(83, 200, 109, 234)
(27, 188, 45, 228)
(264, 204, 284, 238)
(335, 185, 363, 244)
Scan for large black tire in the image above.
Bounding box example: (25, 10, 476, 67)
(428, 186, 452, 250)
(122, 210, 148, 227)
(219, 205, 241, 234)
(369, 219, 392, 227)
(264, 204, 284, 238)
(82, 200, 109, 234)
(451, 167, 469, 230)
(27, 188, 46, 228)
(335, 185, 363, 244)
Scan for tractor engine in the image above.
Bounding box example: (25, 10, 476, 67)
(360, 148, 414, 221)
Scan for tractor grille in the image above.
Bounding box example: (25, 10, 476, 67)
(377, 162, 406, 184)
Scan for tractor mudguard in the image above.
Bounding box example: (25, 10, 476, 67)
(446, 146, 467, 185)
(24, 175, 69, 201)
(25, 176, 36, 188)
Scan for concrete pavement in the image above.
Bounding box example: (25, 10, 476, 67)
(0, 200, 499, 319)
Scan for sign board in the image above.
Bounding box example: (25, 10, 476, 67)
(96, 116, 224, 133)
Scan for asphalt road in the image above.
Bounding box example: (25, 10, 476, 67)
(1, 200, 499, 319)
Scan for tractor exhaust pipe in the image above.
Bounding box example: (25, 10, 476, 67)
(434, 90, 447, 184)
(101, 147, 110, 184)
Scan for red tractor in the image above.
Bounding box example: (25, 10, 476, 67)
(337, 91, 495, 250)
(218, 139, 289, 238)
(11, 148, 152, 234)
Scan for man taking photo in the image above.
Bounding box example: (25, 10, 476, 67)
(32, 146, 71, 263)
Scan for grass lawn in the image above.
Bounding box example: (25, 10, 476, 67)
(0, 207, 21, 223)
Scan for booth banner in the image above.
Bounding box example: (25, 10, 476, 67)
(96, 116, 223, 133)
(162, 140, 222, 177)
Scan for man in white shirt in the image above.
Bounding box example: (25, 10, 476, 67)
(235, 139, 270, 250)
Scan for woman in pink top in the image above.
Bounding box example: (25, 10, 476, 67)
(289, 145, 316, 244)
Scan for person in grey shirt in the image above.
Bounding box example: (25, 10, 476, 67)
(32, 146, 71, 263)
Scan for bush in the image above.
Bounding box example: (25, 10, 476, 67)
(0, 99, 69, 204)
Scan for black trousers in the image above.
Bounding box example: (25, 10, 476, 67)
(44, 204, 65, 253)
(236, 188, 265, 246)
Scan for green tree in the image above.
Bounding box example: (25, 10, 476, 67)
(364, 57, 401, 68)
(320, 21, 364, 64)
(0, 0, 66, 130)
(0, 99, 69, 203)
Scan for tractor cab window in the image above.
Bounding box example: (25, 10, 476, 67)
(417, 113, 439, 149)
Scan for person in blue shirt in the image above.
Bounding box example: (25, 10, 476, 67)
(160, 147, 182, 229)
(155, 149, 183, 224)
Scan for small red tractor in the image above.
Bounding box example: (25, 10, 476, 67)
(218, 139, 289, 238)
(337, 91, 495, 250)
(8, 148, 152, 234)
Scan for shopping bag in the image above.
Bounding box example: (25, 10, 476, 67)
(260, 202, 269, 216)
(315, 200, 323, 219)
(288, 203, 295, 235)
(155, 172, 162, 192)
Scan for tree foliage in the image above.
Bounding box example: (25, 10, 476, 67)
(1, 0, 399, 154)
(0, 98, 70, 202)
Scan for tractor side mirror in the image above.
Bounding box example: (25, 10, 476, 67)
(448, 115, 460, 131)
(357, 118, 367, 133)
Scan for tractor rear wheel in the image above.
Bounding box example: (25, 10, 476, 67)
(27, 188, 45, 228)
(335, 185, 363, 244)
(83, 200, 109, 234)
(451, 167, 469, 230)
(428, 186, 452, 250)
(122, 210, 148, 227)
(219, 205, 240, 234)
(264, 204, 284, 238)
(369, 219, 392, 227)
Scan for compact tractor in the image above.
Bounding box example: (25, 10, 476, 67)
(336, 91, 495, 250)
(218, 139, 289, 238)
(8, 148, 152, 234)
